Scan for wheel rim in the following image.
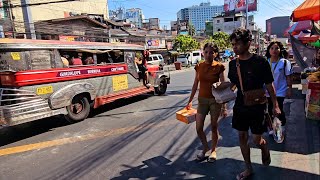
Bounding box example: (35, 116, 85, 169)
(71, 99, 84, 114)
(159, 80, 167, 93)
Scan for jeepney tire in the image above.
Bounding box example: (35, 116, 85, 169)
(65, 96, 90, 123)
(155, 77, 167, 95)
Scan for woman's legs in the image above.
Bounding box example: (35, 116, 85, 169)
(210, 112, 220, 153)
(196, 113, 209, 154)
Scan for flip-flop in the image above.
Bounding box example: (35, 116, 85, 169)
(196, 150, 210, 161)
(207, 151, 217, 163)
(236, 170, 253, 180)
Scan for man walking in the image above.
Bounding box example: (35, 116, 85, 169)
(227, 28, 281, 180)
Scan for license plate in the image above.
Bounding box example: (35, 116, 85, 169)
(36, 86, 53, 95)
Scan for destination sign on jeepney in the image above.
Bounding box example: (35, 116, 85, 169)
(57, 66, 126, 77)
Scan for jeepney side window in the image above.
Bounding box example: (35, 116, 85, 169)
(110, 50, 124, 63)
(97, 52, 110, 64)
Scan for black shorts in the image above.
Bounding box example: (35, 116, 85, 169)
(232, 104, 266, 135)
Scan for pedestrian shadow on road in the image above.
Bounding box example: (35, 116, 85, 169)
(111, 155, 319, 180)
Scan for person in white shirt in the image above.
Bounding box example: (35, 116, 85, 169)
(266, 41, 292, 132)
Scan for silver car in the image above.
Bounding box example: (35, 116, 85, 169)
(177, 54, 190, 66)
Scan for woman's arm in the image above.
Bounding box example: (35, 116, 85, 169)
(186, 72, 199, 109)
(219, 72, 227, 117)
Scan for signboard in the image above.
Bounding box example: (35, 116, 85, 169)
(224, 0, 257, 13)
(112, 75, 128, 92)
(147, 39, 159, 47)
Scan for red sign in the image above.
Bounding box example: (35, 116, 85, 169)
(224, 0, 257, 13)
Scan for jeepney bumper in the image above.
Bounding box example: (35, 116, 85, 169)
(0, 88, 67, 127)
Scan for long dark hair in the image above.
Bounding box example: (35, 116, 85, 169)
(266, 41, 287, 59)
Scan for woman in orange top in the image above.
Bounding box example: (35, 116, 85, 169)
(187, 42, 227, 162)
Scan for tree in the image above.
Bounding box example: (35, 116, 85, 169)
(173, 35, 200, 54)
(188, 23, 196, 36)
(201, 32, 231, 51)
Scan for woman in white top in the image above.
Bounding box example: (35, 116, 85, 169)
(265, 41, 292, 130)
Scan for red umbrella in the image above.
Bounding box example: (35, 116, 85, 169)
(291, 0, 320, 22)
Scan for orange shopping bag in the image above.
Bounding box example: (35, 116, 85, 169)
(176, 108, 197, 124)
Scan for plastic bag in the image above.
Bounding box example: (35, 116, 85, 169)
(272, 117, 284, 143)
(212, 82, 237, 104)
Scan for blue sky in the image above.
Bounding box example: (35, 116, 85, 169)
(108, 0, 304, 32)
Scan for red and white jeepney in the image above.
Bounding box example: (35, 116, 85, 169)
(0, 39, 170, 126)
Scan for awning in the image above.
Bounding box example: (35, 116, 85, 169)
(291, 0, 320, 22)
(284, 20, 312, 36)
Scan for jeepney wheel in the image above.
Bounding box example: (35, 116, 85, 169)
(155, 77, 167, 95)
(65, 96, 90, 123)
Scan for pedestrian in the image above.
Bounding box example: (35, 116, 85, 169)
(186, 42, 227, 162)
(265, 41, 293, 134)
(227, 28, 281, 180)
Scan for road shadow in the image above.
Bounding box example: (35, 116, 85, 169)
(33, 96, 191, 180)
(111, 156, 319, 180)
(0, 94, 153, 147)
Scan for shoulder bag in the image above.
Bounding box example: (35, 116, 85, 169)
(236, 59, 267, 106)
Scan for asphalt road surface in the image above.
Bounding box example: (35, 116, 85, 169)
(0, 66, 319, 180)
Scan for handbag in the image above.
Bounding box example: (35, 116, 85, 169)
(212, 81, 237, 104)
(236, 59, 267, 106)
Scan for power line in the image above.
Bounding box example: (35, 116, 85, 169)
(0, 0, 81, 8)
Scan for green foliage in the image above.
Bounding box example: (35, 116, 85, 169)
(201, 32, 231, 51)
(188, 23, 196, 36)
(173, 35, 200, 54)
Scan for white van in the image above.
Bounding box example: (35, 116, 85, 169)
(148, 54, 164, 65)
(188, 50, 202, 65)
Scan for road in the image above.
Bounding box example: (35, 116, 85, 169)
(0, 66, 319, 180)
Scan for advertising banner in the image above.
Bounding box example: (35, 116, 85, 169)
(224, 0, 257, 13)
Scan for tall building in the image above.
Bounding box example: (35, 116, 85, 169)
(109, 7, 125, 21)
(266, 16, 290, 38)
(11, 0, 108, 33)
(177, 2, 224, 33)
(125, 8, 144, 28)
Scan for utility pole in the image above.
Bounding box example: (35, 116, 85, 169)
(7, 0, 15, 38)
(21, 0, 36, 39)
(245, 0, 249, 29)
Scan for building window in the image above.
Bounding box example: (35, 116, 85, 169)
(217, 20, 220, 23)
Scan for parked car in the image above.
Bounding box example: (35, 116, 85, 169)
(188, 50, 202, 65)
(177, 54, 190, 66)
(148, 54, 164, 65)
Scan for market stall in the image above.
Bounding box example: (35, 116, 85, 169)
(290, 0, 320, 121)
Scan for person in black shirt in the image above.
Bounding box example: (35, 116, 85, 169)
(228, 28, 281, 180)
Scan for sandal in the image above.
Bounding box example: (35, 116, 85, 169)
(236, 169, 253, 180)
(261, 148, 271, 166)
(196, 150, 210, 161)
(207, 151, 217, 163)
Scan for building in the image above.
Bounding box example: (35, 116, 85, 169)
(212, 13, 246, 34)
(149, 18, 160, 30)
(109, 7, 125, 21)
(11, 0, 108, 34)
(266, 16, 290, 38)
(177, 2, 224, 33)
(0, 0, 13, 37)
(125, 8, 144, 28)
(34, 16, 128, 43)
